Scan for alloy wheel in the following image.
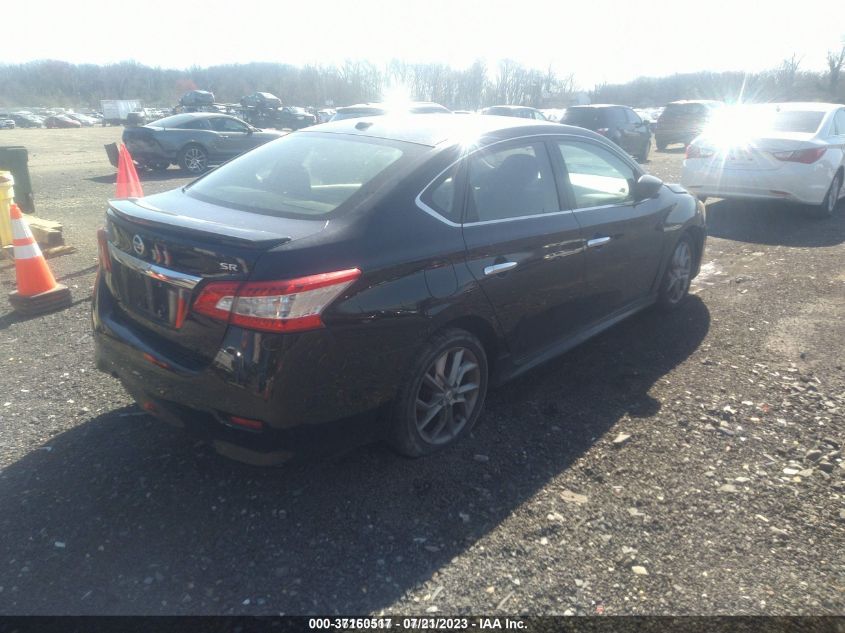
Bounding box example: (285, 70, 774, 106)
(184, 147, 207, 173)
(827, 173, 842, 215)
(414, 347, 481, 445)
(665, 240, 693, 304)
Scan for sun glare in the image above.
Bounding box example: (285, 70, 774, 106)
(381, 84, 413, 107)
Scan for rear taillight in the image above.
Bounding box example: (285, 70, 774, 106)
(96, 227, 111, 272)
(772, 147, 826, 164)
(685, 145, 714, 159)
(192, 268, 361, 333)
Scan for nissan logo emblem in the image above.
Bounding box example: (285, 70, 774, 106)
(132, 234, 145, 256)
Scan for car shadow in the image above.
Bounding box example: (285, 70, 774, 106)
(705, 199, 845, 247)
(0, 297, 710, 614)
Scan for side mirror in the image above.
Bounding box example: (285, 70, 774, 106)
(633, 174, 663, 201)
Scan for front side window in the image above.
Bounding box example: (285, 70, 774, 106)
(184, 119, 212, 130)
(186, 132, 419, 218)
(210, 117, 249, 133)
(556, 141, 636, 208)
(465, 142, 559, 222)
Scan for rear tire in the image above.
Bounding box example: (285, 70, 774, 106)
(813, 171, 842, 219)
(638, 138, 650, 162)
(389, 328, 489, 458)
(658, 235, 694, 311)
(656, 140, 667, 151)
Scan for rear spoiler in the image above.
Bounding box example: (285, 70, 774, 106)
(108, 199, 292, 249)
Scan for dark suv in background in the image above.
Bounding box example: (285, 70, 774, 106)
(653, 100, 723, 150)
(561, 105, 651, 161)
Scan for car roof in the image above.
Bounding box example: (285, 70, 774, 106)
(665, 100, 722, 106)
(568, 104, 628, 109)
(755, 101, 843, 112)
(170, 112, 230, 119)
(308, 113, 600, 147)
(337, 101, 444, 109)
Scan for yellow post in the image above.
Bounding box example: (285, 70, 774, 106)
(0, 171, 15, 247)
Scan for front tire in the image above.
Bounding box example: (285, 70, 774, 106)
(658, 235, 694, 310)
(389, 328, 489, 458)
(179, 144, 208, 174)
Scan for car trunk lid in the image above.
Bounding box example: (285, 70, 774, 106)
(101, 189, 326, 366)
(697, 134, 822, 171)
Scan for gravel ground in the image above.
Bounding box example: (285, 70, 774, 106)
(0, 128, 843, 616)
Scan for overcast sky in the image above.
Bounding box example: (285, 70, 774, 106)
(3, 0, 843, 88)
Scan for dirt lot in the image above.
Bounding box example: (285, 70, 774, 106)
(0, 126, 843, 616)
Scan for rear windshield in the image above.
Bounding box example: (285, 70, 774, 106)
(185, 132, 421, 218)
(765, 110, 825, 133)
(562, 108, 603, 127)
(332, 108, 385, 120)
(409, 104, 451, 114)
(660, 103, 713, 119)
(149, 114, 202, 128)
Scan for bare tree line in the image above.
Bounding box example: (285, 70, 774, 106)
(1, 47, 843, 111)
(0, 58, 579, 110)
(592, 48, 845, 106)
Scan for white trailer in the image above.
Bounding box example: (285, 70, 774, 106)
(100, 99, 142, 125)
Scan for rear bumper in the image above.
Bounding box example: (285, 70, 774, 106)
(681, 161, 829, 206)
(122, 138, 174, 165)
(92, 275, 414, 464)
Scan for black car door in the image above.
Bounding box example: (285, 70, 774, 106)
(460, 139, 587, 362)
(552, 138, 666, 322)
(208, 117, 255, 158)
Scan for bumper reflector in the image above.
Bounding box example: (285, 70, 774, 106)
(228, 415, 264, 431)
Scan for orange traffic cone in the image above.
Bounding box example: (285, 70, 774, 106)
(116, 143, 144, 198)
(7, 203, 72, 315)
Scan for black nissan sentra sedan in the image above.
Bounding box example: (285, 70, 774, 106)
(93, 114, 705, 465)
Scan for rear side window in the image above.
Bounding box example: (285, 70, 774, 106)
(465, 142, 559, 222)
(186, 132, 419, 218)
(556, 141, 636, 208)
(834, 110, 845, 135)
(420, 170, 460, 222)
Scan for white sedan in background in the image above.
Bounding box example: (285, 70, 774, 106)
(681, 102, 845, 218)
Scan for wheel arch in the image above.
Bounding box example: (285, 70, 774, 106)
(432, 314, 502, 377)
(684, 223, 706, 278)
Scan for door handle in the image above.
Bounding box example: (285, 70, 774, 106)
(587, 236, 612, 248)
(484, 261, 518, 276)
